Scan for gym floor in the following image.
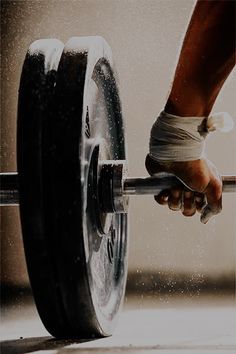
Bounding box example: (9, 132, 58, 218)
(2, 292, 236, 354)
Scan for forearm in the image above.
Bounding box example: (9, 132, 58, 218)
(165, 0, 235, 117)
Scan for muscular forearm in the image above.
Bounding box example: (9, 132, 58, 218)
(165, 0, 235, 117)
(147, 1, 235, 223)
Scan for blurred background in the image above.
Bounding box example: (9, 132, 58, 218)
(1, 0, 235, 303)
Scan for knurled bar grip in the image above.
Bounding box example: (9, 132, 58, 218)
(123, 174, 236, 195)
(1, 172, 235, 206)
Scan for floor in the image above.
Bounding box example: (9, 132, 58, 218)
(1, 294, 236, 354)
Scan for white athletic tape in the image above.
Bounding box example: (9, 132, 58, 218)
(149, 111, 234, 162)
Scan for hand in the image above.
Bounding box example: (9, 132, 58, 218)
(145, 154, 222, 224)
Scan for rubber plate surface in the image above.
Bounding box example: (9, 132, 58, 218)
(17, 36, 128, 338)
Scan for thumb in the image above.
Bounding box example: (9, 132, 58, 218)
(200, 205, 216, 224)
(200, 179, 222, 224)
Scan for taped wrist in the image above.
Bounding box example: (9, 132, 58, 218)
(149, 111, 234, 162)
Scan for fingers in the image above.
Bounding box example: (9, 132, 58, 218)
(154, 189, 206, 217)
(182, 191, 196, 216)
(200, 177, 222, 224)
(195, 192, 207, 212)
(154, 189, 183, 211)
(147, 156, 223, 224)
(168, 189, 182, 211)
(154, 181, 222, 223)
(154, 190, 169, 205)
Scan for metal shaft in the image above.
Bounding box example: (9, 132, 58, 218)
(123, 174, 236, 195)
(0, 172, 236, 206)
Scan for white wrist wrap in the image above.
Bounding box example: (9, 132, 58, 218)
(149, 111, 234, 162)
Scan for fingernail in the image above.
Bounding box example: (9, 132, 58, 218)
(170, 205, 181, 211)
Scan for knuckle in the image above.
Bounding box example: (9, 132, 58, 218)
(193, 176, 210, 193)
(171, 188, 182, 198)
(184, 191, 193, 199)
(211, 179, 223, 199)
(205, 180, 222, 204)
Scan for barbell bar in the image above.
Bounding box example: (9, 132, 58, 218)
(124, 175, 236, 195)
(1, 171, 235, 207)
(2, 35, 236, 339)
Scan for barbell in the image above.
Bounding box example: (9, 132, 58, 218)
(1, 36, 235, 339)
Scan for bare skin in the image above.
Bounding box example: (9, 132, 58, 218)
(146, 0, 235, 223)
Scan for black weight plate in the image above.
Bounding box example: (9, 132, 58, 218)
(48, 36, 128, 337)
(18, 36, 128, 338)
(17, 39, 73, 337)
